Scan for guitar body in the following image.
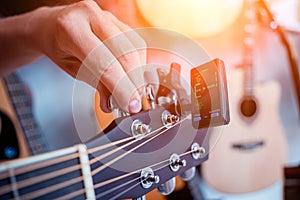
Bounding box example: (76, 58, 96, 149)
(0, 73, 48, 160)
(0, 79, 30, 159)
(202, 69, 287, 193)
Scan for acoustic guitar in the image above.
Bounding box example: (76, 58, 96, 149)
(202, 68, 288, 193)
(202, 0, 287, 194)
(0, 59, 230, 199)
(0, 73, 48, 160)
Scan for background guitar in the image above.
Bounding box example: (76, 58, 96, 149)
(201, 0, 288, 196)
(202, 68, 287, 193)
(0, 73, 48, 160)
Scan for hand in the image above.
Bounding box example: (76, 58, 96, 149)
(28, 0, 146, 113)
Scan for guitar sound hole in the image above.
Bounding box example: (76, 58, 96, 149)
(0, 111, 20, 160)
(240, 97, 257, 117)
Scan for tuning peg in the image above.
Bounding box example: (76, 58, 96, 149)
(145, 84, 156, 110)
(180, 167, 196, 181)
(162, 110, 179, 128)
(108, 96, 129, 117)
(131, 119, 151, 140)
(132, 196, 146, 200)
(157, 177, 176, 195)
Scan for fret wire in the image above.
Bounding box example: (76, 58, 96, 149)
(91, 116, 189, 176)
(0, 165, 81, 196)
(53, 188, 85, 200)
(18, 176, 83, 199)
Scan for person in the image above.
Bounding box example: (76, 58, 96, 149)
(0, 0, 146, 114)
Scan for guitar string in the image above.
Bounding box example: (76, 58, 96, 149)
(0, 117, 180, 196)
(1, 115, 191, 199)
(2, 123, 173, 199)
(8, 132, 196, 200)
(100, 181, 141, 200)
(96, 149, 196, 199)
(87, 135, 136, 154)
(17, 176, 83, 199)
(93, 148, 194, 190)
(95, 177, 137, 199)
(0, 153, 79, 181)
(53, 147, 194, 199)
(0, 113, 168, 181)
(53, 188, 85, 200)
(0, 115, 166, 182)
(0, 164, 81, 195)
(89, 125, 166, 165)
(90, 116, 189, 176)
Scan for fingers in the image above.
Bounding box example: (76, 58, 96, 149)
(88, 3, 146, 113)
(91, 9, 147, 95)
(58, 1, 146, 113)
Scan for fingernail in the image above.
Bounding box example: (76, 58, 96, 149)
(129, 99, 141, 113)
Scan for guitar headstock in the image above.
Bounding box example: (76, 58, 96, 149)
(87, 59, 230, 199)
(87, 107, 209, 199)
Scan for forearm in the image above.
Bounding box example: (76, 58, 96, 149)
(0, 11, 43, 75)
(0, 0, 80, 16)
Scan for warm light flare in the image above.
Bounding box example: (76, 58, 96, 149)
(136, 0, 244, 38)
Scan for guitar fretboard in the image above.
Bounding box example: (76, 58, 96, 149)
(0, 144, 94, 199)
(3, 73, 49, 155)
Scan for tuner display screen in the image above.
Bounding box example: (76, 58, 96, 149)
(190, 59, 230, 129)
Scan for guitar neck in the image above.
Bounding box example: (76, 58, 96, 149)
(242, 0, 257, 97)
(0, 144, 96, 200)
(2, 73, 48, 155)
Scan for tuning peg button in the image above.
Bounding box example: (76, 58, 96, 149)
(180, 167, 196, 181)
(157, 177, 176, 195)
